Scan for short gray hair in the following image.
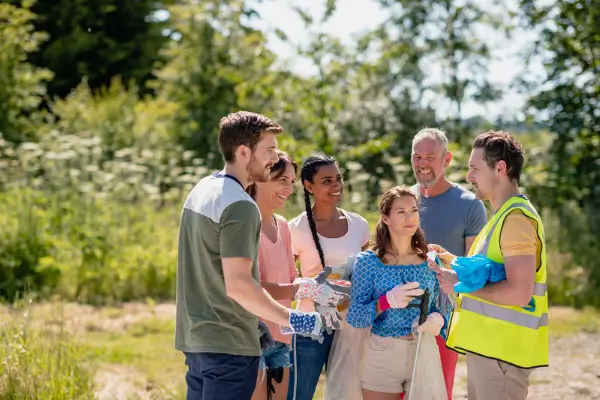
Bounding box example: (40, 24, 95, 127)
(412, 128, 449, 152)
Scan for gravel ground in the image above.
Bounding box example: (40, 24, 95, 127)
(452, 332, 600, 400)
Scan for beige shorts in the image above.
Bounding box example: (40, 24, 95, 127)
(361, 333, 418, 394)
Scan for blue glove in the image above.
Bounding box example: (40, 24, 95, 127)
(280, 310, 324, 343)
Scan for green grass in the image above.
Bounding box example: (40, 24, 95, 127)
(547, 306, 600, 336)
(82, 316, 186, 399)
(0, 301, 96, 399)
(1, 301, 598, 399)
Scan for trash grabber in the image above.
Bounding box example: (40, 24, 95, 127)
(407, 288, 430, 400)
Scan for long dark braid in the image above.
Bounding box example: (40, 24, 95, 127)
(300, 154, 337, 269)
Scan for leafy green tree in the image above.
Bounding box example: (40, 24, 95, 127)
(0, 1, 53, 143)
(152, 0, 282, 168)
(520, 0, 600, 305)
(376, 0, 508, 143)
(6, 0, 172, 99)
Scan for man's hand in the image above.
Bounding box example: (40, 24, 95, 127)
(295, 266, 350, 307)
(427, 244, 456, 268)
(280, 310, 325, 343)
(315, 304, 342, 335)
(428, 259, 459, 295)
(385, 282, 425, 308)
(416, 312, 444, 336)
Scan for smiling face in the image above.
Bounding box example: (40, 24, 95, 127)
(246, 132, 279, 183)
(304, 163, 343, 206)
(467, 147, 498, 201)
(382, 195, 420, 237)
(411, 137, 451, 187)
(254, 162, 297, 210)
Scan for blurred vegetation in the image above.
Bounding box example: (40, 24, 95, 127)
(0, 0, 598, 309)
(0, 299, 95, 398)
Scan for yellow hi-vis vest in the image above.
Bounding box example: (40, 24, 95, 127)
(445, 195, 549, 368)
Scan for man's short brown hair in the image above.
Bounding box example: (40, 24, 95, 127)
(472, 130, 524, 183)
(218, 111, 283, 163)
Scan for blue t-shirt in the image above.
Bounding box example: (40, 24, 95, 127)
(346, 250, 449, 339)
(412, 183, 487, 257)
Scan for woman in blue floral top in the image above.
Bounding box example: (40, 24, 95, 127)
(347, 185, 449, 400)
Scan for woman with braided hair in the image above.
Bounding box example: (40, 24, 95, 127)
(287, 154, 371, 400)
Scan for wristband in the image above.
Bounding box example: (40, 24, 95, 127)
(378, 294, 391, 311)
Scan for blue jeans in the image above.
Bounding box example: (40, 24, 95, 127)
(286, 332, 334, 400)
(184, 352, 260, 400)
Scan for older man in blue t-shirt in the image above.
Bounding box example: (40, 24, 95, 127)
(410, 128, 487, 399)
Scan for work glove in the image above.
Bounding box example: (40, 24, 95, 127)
(280, 310, 325, 343)
(315, 304, 342, 335)
(258, 321, 275, 352)
(416, 312, 444, 336)
(385, 282, 425, 308)
(295, 266, 351, 307)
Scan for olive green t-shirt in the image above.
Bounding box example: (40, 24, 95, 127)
(174, 172, 261, 356)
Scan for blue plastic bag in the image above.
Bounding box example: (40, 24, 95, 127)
(451, 254, 506, 294)
(451, 254, 536, 312)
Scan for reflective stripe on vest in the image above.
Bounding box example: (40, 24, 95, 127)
(460, 297, 549, 329)
(465, 201, 547, 330)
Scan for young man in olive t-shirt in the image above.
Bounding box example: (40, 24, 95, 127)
(175, 111, 339, 400)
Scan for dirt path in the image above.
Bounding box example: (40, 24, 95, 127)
(452, 332, 600, 399)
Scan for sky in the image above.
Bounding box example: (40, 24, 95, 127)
(249, 0, 544, 121)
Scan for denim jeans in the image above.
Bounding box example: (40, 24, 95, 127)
(260, 341, 293, 371)
(184, 352, 260, 400)
(286, 331, 334, 400)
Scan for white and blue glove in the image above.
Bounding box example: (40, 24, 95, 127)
(280, 310, 325, 343)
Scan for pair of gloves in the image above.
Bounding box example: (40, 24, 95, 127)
(381, 281, 444, 336)
(280, 266, 351, 343)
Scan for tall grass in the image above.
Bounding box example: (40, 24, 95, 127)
(0, 299, 95, 399)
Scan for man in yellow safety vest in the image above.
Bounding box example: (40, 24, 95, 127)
(429, 131, 548, 400)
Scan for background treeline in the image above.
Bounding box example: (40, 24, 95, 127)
(0, 0, 599, 308)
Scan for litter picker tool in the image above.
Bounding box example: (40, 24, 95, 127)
(407, 287, 430, 400)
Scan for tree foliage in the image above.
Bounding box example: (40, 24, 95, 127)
(0, 0, 599, 306)
(520, 0, 600, 305)
(6, 0, 172, 99)
(0, 2, 53, 143)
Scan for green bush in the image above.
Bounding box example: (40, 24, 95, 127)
(0, 124, 205, 304)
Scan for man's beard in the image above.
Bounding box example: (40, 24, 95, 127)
(474, 175, 496, 201)
(247, 156, 271, 183)
(415, 169, 438, 188)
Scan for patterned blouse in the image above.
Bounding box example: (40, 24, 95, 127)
(346, 250, 449, 339)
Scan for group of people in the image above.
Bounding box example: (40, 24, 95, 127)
(174, 111, 549, 400)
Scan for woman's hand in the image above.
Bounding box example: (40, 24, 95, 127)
(428, 259, 459, 295)
(416, 312, 444, 336)
(427, 244, 456, 268)
(385, 282, 424, 308)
